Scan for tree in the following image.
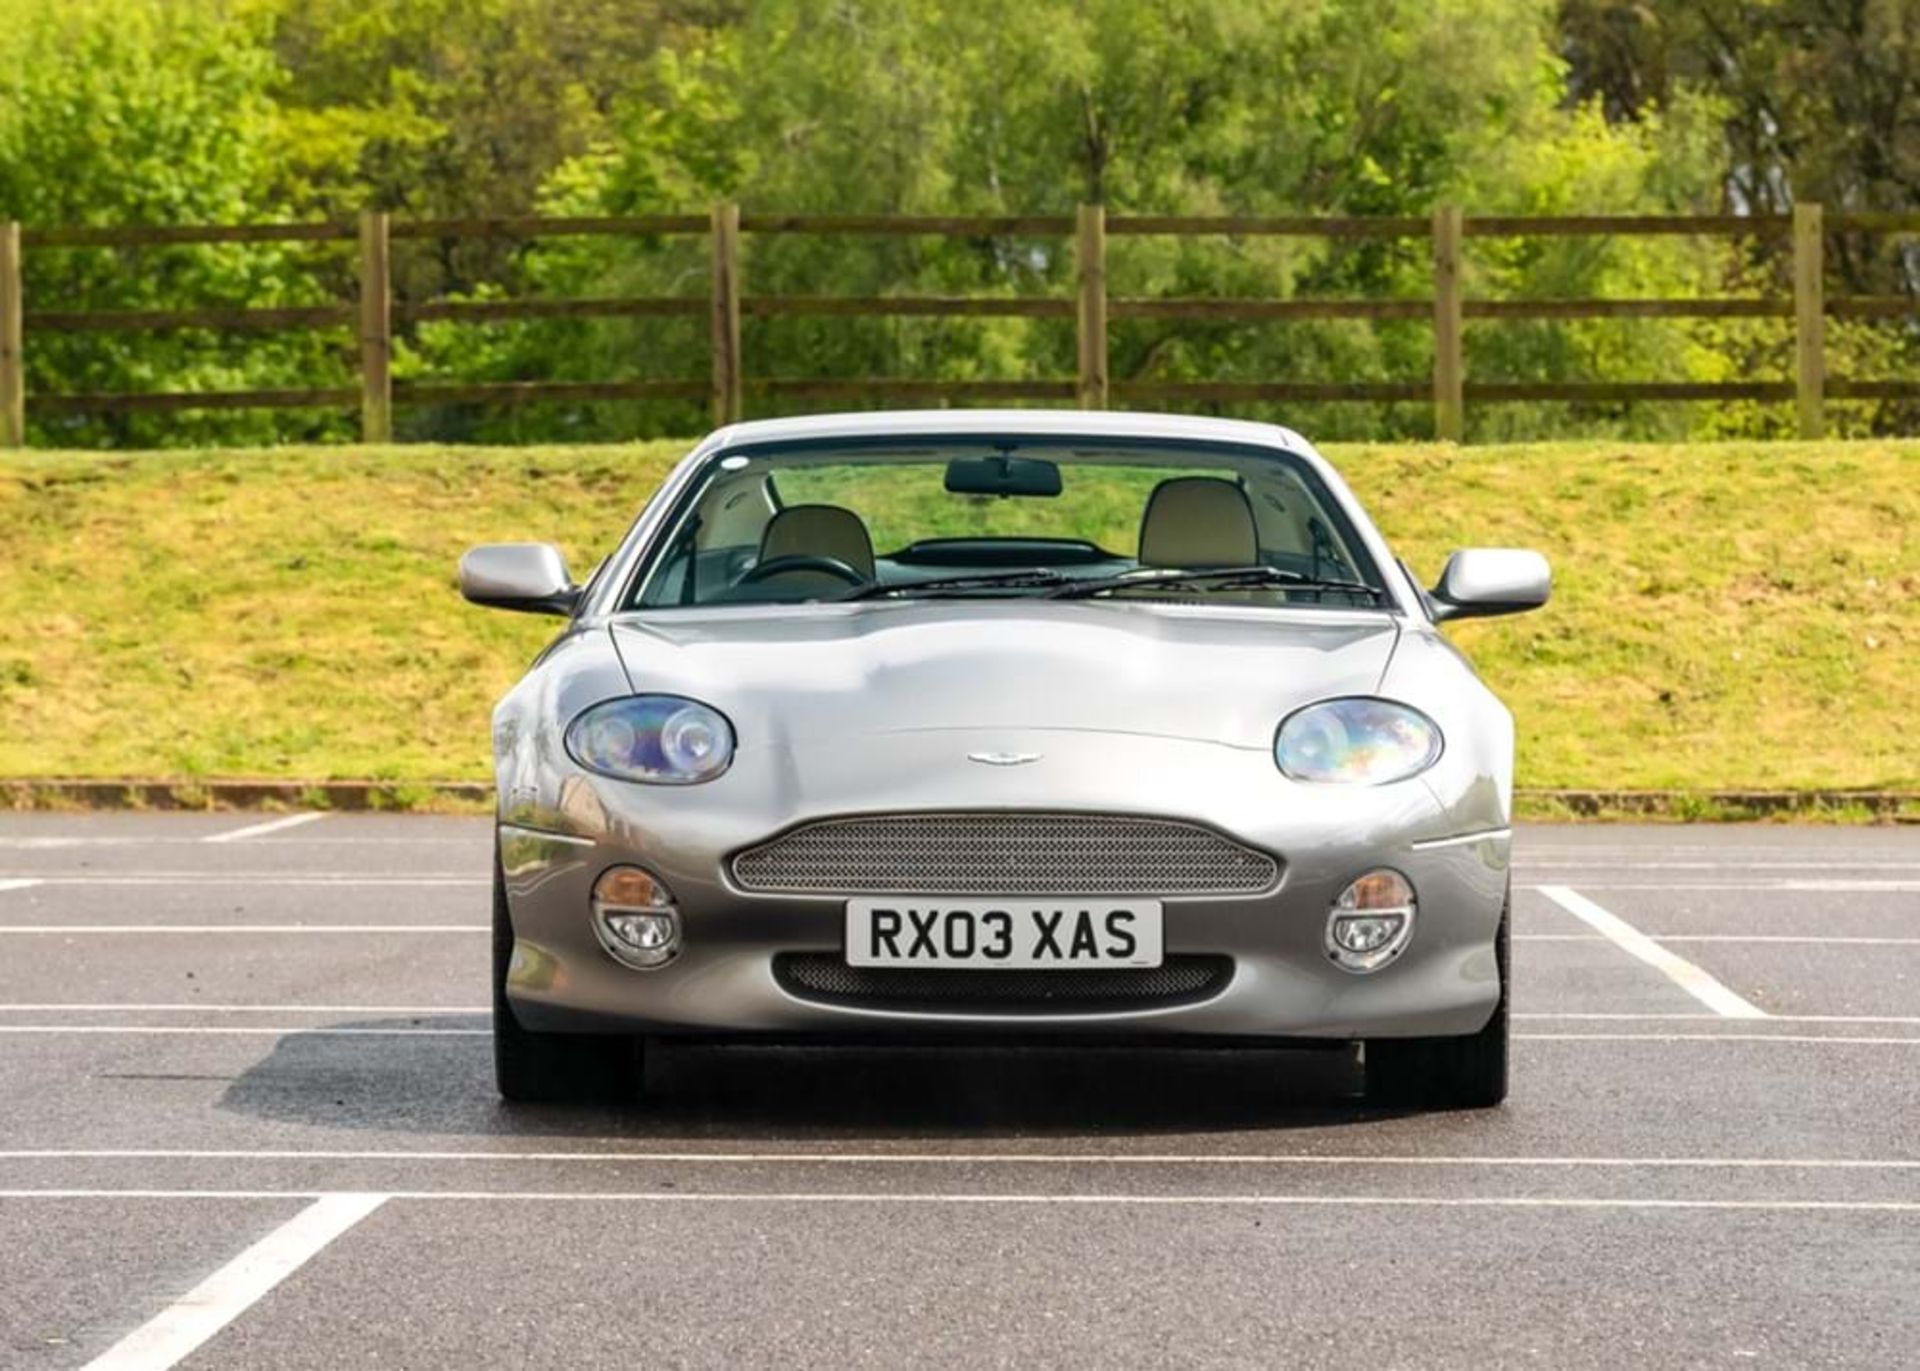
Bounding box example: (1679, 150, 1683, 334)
(0, 0, 348, 446)
(1560, 0, 1919, 429)
(494, 0, 1730, 440)
(1, 0, 1887, 444)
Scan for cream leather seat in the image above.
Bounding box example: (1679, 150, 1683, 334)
(757, 504, 877, 578)
(1138, 477, 1260, 569)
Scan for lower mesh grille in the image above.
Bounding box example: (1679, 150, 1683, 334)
(774, 953, 1233, 1015)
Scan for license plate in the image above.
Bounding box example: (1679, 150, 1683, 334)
(844, 899, 1164, 969)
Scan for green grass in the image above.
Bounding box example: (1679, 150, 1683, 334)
(0, 439, 1914, 793)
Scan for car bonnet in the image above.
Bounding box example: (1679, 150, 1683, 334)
(606, 601, 1400, 754)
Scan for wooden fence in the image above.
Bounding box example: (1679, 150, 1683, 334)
(2, 204, 1917, 448)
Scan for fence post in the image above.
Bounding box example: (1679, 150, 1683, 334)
(1431, 204, 1465, 442)
(710, 202, 742, 425)
(1792, 201, 1825, 440)
(0, 223, 23, 449)
(357, 210, 392, 444)
(1075, 204, 1109, 409)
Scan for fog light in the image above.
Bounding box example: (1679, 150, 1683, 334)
(591, 865, 681, 970)
(1326, 868, 1415, 973)
(1332, 914, 1404, 953)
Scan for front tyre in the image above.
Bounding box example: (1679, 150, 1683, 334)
(493, 849, 643, 1104)
(1364, 890, 1509, 1110)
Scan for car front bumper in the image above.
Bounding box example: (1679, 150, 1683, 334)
(497, 728, 1511, 1041)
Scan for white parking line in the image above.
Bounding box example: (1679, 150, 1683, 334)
(0, 875, 483, 887)
(1517, 861, 1920, 872)
(1, 1003, 1916, 1025)
(0, 836, 478, 849)
(79, 1191, 384, 1371)
(1, 922, 1889, 940)
(0, 878, 41, 894)
(0, 1026, 488, 1037)
(1523, 881, 1920, 893)
(1517, 934, 1920, 945)
(0, 1002, 487, 1014)
(1536, 885, 1770, 1019)
(1517, 1012, 1920, 1025)
(5, 1188, 1916, 1214)
(0, 873, 1909, 893)
(0, 925, 484, 934)
(200, 812, 331, 844)
(0, 1024, 1910, 1043)
(4, 1147, 1918, 1171)
(1522, 1033, 1920, 1045)
(1646, 935, 1920, 945)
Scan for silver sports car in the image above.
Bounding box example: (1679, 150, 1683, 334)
(462, 411, 1549, 1109)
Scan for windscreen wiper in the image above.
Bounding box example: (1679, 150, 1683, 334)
(1045, 565, 1388, 602)
(840, 568, 1074, 601)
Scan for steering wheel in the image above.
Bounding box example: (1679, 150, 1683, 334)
(736, 553, 868, 587)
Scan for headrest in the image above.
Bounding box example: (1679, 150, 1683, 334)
(1138, 477, 1259, 569)
(758, 503, 877, 577)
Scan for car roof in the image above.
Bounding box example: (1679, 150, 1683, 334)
(595, 409, 1421, 620)
(705, 408, 1314, 454)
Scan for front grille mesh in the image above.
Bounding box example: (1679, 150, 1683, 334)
(731, 812, 1277, 895)
(775, 953, 1233, 1014)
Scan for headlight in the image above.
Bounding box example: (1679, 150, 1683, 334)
(1275, 698, 1442, 785)
(565, 696, 735, 784)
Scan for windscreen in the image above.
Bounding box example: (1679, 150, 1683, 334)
(627, 439, 1387, 611)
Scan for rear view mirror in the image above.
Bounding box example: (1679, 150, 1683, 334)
(1430, 548, 1551, 621)
(944, 455, 1062, 498)
(459, 543, 579, 617)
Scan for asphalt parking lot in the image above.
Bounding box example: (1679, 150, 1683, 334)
(1, 814, 1916, 1369)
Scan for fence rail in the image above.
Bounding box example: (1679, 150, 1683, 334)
(2, 203, 1917, 448)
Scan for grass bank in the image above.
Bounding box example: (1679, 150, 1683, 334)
(0, 439, 1914, 796)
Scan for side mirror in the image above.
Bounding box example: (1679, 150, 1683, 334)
(459, 543, 579, 617)
(1429, 548, 1551, 622)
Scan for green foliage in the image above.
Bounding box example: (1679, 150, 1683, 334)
(1559, 0, 1920, 433)
(261, 0, 689, 305)
(0, 0, 350, 446)
(0, 1, 277, 226)
(488, 0, 1753, 441)
(1458, 91, 1742, 442)
(1562, 0, 1919, 224)
(0, 0, 1911, 445)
